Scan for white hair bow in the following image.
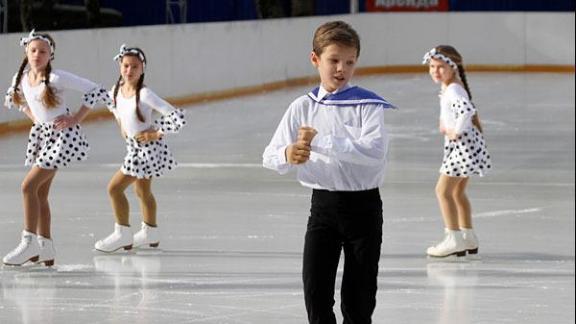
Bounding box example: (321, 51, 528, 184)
(422, 47, 458, 71)
(20, 29, 55, 60)
(113, 44, 146, 67)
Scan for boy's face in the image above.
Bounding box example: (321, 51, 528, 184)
(311, 44, 358, 93)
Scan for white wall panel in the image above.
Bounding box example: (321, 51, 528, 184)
(1, 12, 573, 123)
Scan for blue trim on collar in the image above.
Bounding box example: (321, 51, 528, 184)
(307, 86, 396, 108)
(310, 87, 321, 98)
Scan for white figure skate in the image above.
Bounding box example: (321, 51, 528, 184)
(2, 230, 41, 266)
(461, 228, 480, 259)
(94, 223, 133, 253)
(37, 235, 55, 266)
(133, 222, 160, 248)
(427, 229, 467, 258)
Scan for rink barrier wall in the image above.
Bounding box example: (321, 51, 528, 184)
(1, 63, 573, 137)
(1, 12, 574, 135)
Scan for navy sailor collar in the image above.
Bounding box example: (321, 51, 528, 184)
(307, 85, 396, 108)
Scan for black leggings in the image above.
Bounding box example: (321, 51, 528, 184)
(303, 188, 383, 324)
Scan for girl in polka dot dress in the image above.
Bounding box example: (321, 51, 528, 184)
(94, 45, 185, 253)
(2, 30, 111, 266)
(422, 45, 492, 258)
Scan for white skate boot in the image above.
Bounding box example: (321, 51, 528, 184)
(427, 229, 467, 258)
(94, 223, 133, 253)
(37, 235, 56, 266)
(133, 222, 160, 248)
(2, 230, 40, 266)
(461, 228, 479, 258)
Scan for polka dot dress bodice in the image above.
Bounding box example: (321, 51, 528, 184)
(6, 69, 110, 170)
(438, 83, 491, 177)
(107, 87, 186, 179)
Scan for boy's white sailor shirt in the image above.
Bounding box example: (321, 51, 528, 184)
(263, 84, 396, 191)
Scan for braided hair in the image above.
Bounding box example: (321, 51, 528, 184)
(435, 45, 483, 133)
(11, 57, 29, 107)
(42, 61, 60, 108)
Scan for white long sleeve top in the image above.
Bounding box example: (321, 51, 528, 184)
(109, 87, 185, 138)
(9, 69, 106, 123)
(440, 83, 476, 135)
(262, 84, 395, 191)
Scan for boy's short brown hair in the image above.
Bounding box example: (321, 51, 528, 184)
(312, 21, 360, 57)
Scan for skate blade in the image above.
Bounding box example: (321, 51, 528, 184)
(133, 242, 160, 250)
(1, 261, 57, 272)
(93, 245, 135, 254)
(427, 253, 468, 262)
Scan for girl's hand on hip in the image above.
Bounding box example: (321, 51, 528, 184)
(54, 115, 78, 131)
(446, 129, 459, 140)
(135, 130, 163, 143)
(439, 123, 447, 135)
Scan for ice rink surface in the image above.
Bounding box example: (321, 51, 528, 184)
(1, 72, 574, 323)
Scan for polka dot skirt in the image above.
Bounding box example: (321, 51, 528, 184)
(121, 137, 176, 179)
(25, 122, 89, 169)
(440, 127, 492, 177)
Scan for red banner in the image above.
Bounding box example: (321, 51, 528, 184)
(365, 0, 449, 12)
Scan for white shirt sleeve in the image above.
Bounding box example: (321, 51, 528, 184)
(142, 88, 186, 134)
(452, 98, 476, 135)
(52, 70, 107, 109)
(140, 88, 176, 115)
(444, 84, 475, 135)
(262, 102, 300, 175)
(53, 69, 98, 94)
(311, 104, 388, 166)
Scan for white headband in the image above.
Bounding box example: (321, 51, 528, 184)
(422, 48, 458, 71)
(20, 29, 55, 60)
(113, 44, 146, 68)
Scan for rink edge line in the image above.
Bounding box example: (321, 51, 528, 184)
(1, 64, 574, 137)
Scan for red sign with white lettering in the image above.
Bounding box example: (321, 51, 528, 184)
(366, 0, 449, 11)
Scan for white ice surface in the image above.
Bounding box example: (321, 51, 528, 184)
(1, 73, 574, 323)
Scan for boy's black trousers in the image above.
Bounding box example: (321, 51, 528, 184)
(303, 188, 383, 324)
